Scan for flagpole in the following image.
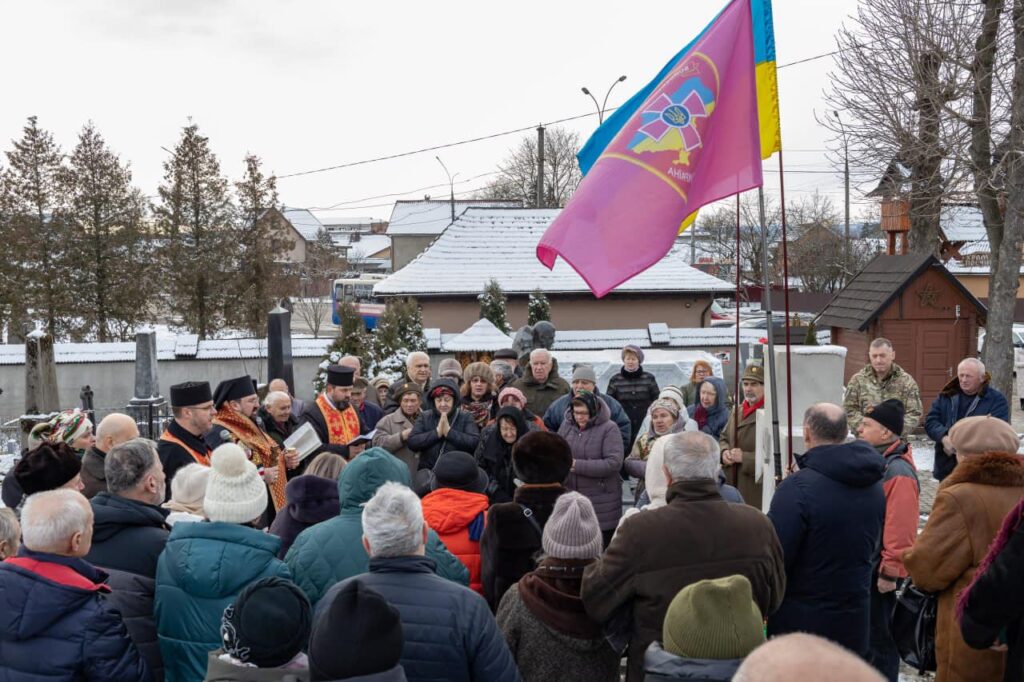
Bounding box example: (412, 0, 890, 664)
(758, 187, 784, 482)
(777, 150, 795, 471)
(732, 192, 742, 488)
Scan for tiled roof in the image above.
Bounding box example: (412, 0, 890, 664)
(386, 199, 520, 236)
(940, 205, 986, 243)
(333, 233, 391, 257)
(376, 208, 734, 296)
(281, 207, 324, 242)
(818, 253, 986, 330)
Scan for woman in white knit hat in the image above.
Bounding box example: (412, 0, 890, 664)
(161, 463, 210, 526)
(154, 443, 291, 682)
(495, 491, 620, 682)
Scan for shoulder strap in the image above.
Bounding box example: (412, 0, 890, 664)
(520, 504, 543, 537)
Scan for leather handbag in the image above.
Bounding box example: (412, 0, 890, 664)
(891, 580, 938, 674)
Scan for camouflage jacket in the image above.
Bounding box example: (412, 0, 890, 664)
(844, 363, 923, 435)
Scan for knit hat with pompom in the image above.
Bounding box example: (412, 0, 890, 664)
(204, 443, 268, 524)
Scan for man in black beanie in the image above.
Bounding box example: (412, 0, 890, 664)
(309, 580, 405, 681)
(207, 576, 312, 677)
(857, 398, 919, 681)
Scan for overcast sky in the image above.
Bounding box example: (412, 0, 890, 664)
(1, 0, 872, 222)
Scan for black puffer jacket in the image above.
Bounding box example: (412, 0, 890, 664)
(407, 379, 481, 470)
(321, 556, 519, 682)
(85, 493, 170, 579)
(106, 567, 164, 682)
(606, 367, 660, 445)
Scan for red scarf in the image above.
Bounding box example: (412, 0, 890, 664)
(742, 397, 765, 420)
(693, 405, 709, 430)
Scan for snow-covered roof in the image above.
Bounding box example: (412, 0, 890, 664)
(0, 335, 335, 365)
(551, 326, 830, 351)
(314, 215, 375, 228)
(376, 208, 734, 296)
(386, 200, 520, 236)
(333, 233, 391, 257)
(940, 205, 986, 243)
(440, 319, 514, 352)
(281, 207, 324, 242)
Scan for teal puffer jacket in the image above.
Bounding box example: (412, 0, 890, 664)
(286, 447, 468, 606)
(155, 522, 290, 682)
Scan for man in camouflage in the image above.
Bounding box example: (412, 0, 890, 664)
(843, 338, 922, 436)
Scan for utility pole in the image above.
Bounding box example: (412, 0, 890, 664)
(435, 156, 457, 224)
(536, 125, 545, 208)
(833, 111, 851, 282)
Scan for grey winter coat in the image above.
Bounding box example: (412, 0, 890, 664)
(558, 398, 625, 531)
(373, 409, 421, 478)
(496, 583, 619, 682)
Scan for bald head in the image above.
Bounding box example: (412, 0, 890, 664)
(734, 634, 884, 682)
(339, 356, 362, 378)
(267, 378, 291, 395)
(21, 489, 94, 557)
(95, 413, 140, 454)
(803, 402, 848, 449)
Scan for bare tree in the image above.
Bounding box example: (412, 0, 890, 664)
(975, 0, 1024, 398)
(697, 193, 782, 287)
(292, 228, 342, 338)
(822, 0, 978, 253)
(477, 127, 582, 207)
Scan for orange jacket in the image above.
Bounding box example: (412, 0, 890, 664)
(879, 440, 919, 580)
(422, 488, 490, 593)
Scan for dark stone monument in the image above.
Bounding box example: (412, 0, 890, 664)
(21, 331, 61, 448)
(511, 321, 558, 361)
(127, 329, 166, 438)
(267, 305, 295, 391)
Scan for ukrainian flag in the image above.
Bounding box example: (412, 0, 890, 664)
(752, 0, 781, 158)
(578, 0, 780, 171)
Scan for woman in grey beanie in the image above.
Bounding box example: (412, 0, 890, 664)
(495, 492, 620, 682)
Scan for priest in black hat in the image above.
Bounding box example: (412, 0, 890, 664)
(207, 375, 291, 514)
(159, 381, 216, 499)
(301, 365, 366, 459)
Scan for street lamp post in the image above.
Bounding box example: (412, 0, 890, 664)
(435, 156, 458, 224)
(832, 111, 851, 283)
(581, 75, 627, 125)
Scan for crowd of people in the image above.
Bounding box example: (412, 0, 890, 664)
(0, 337, 1023, 682)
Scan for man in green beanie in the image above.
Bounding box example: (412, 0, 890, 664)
(643, 575, 765, 681)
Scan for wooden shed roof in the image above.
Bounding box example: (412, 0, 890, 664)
(817, 253, 986, 331)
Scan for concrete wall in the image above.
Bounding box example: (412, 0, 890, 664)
(0, 356, 325, 420)
(417, 294, 713, 333)
(391, 235, 436, 272)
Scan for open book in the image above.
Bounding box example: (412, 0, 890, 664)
(347, 430, 376, 447)
(283, 422, 322, 462)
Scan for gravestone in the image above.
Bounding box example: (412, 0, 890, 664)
(24, 331, 59, 416)
(127, 329, 166, 438)
(21, 331, 61, 448)
(267, 305, 295, 391)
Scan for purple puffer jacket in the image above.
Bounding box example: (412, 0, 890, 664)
(558, 398, 625, 530)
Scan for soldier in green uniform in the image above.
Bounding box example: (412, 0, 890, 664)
(843, 338, 922, 436)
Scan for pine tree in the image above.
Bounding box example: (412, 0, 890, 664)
(4, 116, 75, 338)
(313, 299, 371, 393)
(370, 297, 427, 377)
(154, 123, 236, 339)
(478, 279, 511, 334)
(527, 288, 551, 325)
(59, 122, 153, 341)
(232, 155, 293, 336)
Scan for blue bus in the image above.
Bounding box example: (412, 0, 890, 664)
(332, 275, 386, 330)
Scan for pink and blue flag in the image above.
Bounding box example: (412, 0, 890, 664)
(536, 0, 764, 297)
